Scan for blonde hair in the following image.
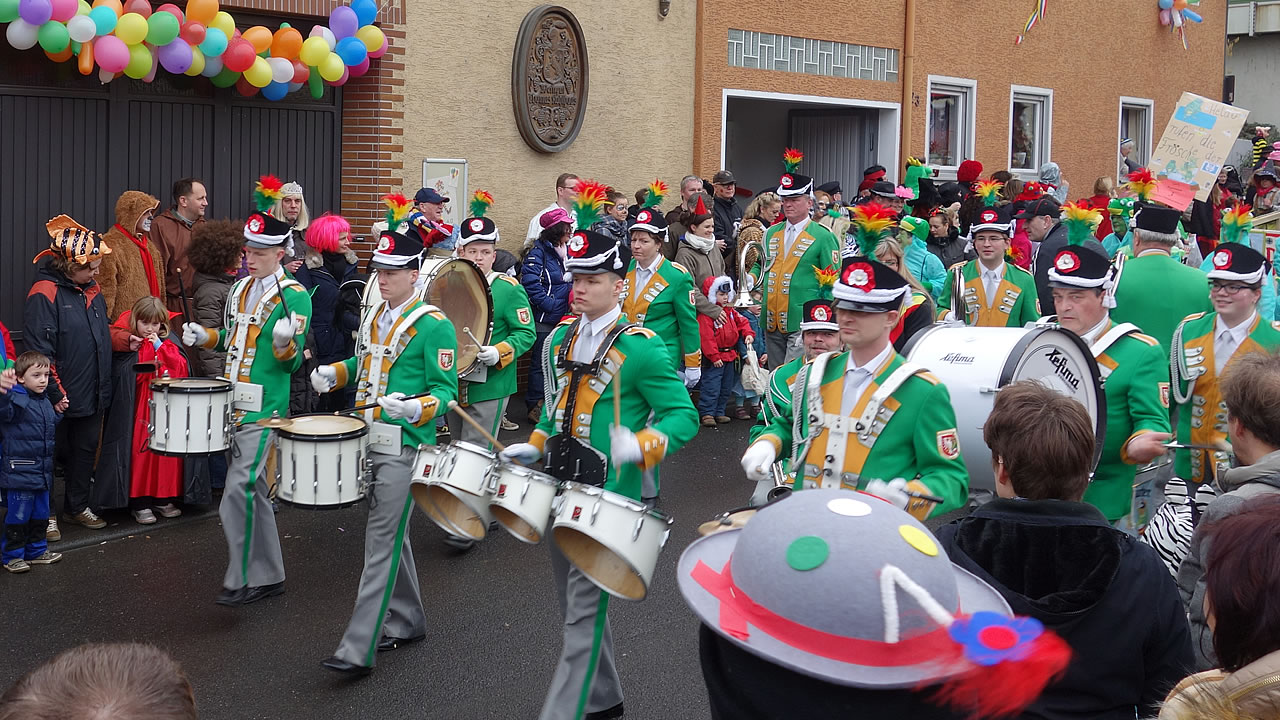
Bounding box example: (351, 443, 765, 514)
(129, 296, 170, 338)
(875, 238, 927, 295)
(744, 192, 781, 222)
(1092, 176, 1114, 197)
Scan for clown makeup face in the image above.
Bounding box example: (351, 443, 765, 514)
(458, 242, 496, 275)
(137, 208, 154, 235)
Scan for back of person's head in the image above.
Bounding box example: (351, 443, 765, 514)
(991, 170, 1013, 184)
(633, 187, 646, 206)
(492, 248, 518, 275)
(14, 351, 50, 379)
(1203, 499, 1280, 672)
(188, 219, 245, 276)
(1221, 350, 1280, 452)
(1134, 227, 1178, 247)
(0, 642, 197, 720)
(984, 381, 1095, 500)
(1093, 176, 1114, 197)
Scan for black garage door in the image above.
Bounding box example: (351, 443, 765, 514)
(0, 39, 340, 344)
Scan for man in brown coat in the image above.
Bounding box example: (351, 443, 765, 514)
(151, 178, 208, 323)
(97, 191, 164, 322)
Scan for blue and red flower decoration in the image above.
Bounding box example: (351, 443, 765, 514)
(948, 611, 1046, 666)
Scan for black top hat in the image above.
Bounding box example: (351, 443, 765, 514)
(1207, 242, 1268, 284)
(243, 212, 292, 249)
(969, 204, 1013, 235)
(1047, 244, 1112, 289)
(371, 226, 424, 271)
(778, 173, 814, 197)
(800, 299, 839, 331)
(564, 229, 631, 277)
(628, 207, 669, 236)
(1132, 203, 1181, 235)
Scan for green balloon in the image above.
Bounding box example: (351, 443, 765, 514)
(124, 42, 151, 79)
(307, 65, 322, 99)
(210, 66, 240, 88)
(0, 0, 20, 23)
(145, 11, 179, 46)
(37, 21, 70, 54)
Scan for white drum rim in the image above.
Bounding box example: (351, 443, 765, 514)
(559, 482, 674, 523)
(276, 413, 370, 442)
(151, 377, 234, 393)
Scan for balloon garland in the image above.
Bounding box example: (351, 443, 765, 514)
(1157, 0, 1203, 49)
(0, 0, 387, 100)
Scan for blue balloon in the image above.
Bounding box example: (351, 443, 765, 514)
(262, 80, 288, 101)
(1157, 0, 1173, 8)
(88, 5, 116, 35)
(1182, 8, 1202, 22)
(351, 0, 376, 26)
(199, 26, 227, 57)
(335, 35, 366, 66)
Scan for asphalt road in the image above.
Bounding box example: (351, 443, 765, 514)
(1, 418, 764, 720)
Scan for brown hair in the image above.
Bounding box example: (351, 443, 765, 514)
(634, 188, 647, 205)
(984, 381, 1095, 500)
(48, 256, 92, 278)
(605, 190, 626, 206)
(1203, 499, 1280, 672)
(187, 219, 245, 276)
(129, 296, 170, 338)
(555, 173, 579, 190)
(1221, 350, 1280, 449)
(0, 642, 198, 720)
(14, 351, 51, 378)
(1092, 176, 1114, 197)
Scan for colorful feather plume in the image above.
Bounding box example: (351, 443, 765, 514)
(382, 193, 412, 229)
(571, 179, 611, 230)
(1126, 169, 1157, 202)
(254, 174, 285, 213)
(1061, 202, 1101, 247)
(813, 264, 838, 301)
(850, 203, 896, 258)
(642, 179, 668, 209)
(1220, 204, 1254, 245)
(782, 148, 804, 173)
(469, 190, 494, 219)
(975, 180, 1004, 207)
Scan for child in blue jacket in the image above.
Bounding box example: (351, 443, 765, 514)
(1, 352, 63, 573)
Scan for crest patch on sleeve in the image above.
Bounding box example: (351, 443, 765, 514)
(517, 307, 532, 325)
(1158, 382, 1170, 409)
(438, 349, 454, 371)
(936, 429, 960, 460)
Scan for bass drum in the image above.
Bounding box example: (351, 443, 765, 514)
(361, 257, 493, 375)
(904, 324, 1105, 494)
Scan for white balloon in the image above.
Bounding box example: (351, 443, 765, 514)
(67, 15, 96, 43)
(98, 67, 116, 83)
(6, 19, 39, 51)
(268, 56, 292, 84)
(287, 81, 302, 92)
(200, 54, 222, 77)
(318, 26, 335, 50)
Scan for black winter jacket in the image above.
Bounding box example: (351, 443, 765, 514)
(925, 228, 974, 270)
(0, 386, 60, 491)
(23, 260, 112, 417)
(713, 195, 744, 273)
(294, 249, 361, 365)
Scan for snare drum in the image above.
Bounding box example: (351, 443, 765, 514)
(148, 378, 234, 456)
(409, 444, 461, 535)
(275, 414, 370, 508)
(551, 482, 673, 601)
(487, 463, 561, 544)
(415, 440, 495, 540)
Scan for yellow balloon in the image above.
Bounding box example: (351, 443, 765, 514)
(355, 25, 384, 53)
(244, 55, 271, 87)
(318, 52, 343, 82)
(184, 45, 204, 76)
(299, 35, 328, 67)
(208, 10, 233, 36)
(123, 42, 151, 79)
(115, 12, 147, 45)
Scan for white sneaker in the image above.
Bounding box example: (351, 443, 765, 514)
(153, 503, 182, 518)
(133, 508, 157, 525)
(45, 517, 61, 542)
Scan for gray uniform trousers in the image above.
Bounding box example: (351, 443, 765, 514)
(539, 542, 623, 720)
(448, 397, 506, 449)
(764, 330, 802, 370)
(220, 424, 285, 589)
(334, 445, 427, 668)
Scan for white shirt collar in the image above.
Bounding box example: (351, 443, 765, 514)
(844, 341, 894, 376)
(1216, 311, 1256, 342)
(252, 266, 285, 286)
(786, 217, 811, 234)
(637, 255, 662, 274)
(1081, 314, 1112, 345)
(579, 305, 622, 338)
(980, 260, 1005, 278)
(1136, 248, 1169, 257)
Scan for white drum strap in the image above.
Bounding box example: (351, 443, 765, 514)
(789, 351, 835, 471)
(1090, 323, 1139, 359)
(853, 362, 925, 442)
(817, 362, 924, 486)
(356, 303, 438, 420)
(224, 279, 293, 382)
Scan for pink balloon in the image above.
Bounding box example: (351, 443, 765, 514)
(49, 0, 77, 22)
(1159, 8, 1172, 25)
(179, 20, 204, 44)
(94, 34, 129, 72)
(155, 2, 183, 22)
(367, 35, 387, 59)
(348, 56, 368, 77)
(122, 0, 149, 17)
(331, 64, 348, 86)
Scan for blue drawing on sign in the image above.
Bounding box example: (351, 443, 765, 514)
(1175, 99, 1217, 130)
(1202, 161, 1222, 174)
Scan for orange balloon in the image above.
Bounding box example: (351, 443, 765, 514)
(270, 27, 302, 60)
(185, 0, 217, 25)
(78, 38, 94, 75)
(242, 25, 271, 54)
(90, 0, 121, 14)
(1173, 0, 1188, 8)
(46, 46, 75, 63)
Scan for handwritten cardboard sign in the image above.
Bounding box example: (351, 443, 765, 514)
(1149, 92, 1249, 203)
(1151, 177, 1197, 213)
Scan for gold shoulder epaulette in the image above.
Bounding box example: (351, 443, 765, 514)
(1131, 332, 1159, 347)
(495, 274, 520, 287)
(624, 326, 657, 339)
(670, 261, 691, 275)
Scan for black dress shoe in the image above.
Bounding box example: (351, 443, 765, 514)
(585, 703, 624, 720)
(321, 656, 371, 676)
(377, 633, 426, 652)
(242, 581, 285, 604)
(215, 586, 246, 607)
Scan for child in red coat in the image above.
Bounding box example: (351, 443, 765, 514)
(697, 275, 754, 426)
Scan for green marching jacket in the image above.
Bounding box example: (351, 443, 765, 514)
(749, 219, 841, 334)
(528, 317, 699, 501)
(621, 257, 702, 371)
(935, 260, 1040, 327)
(461, 273, 537, 406)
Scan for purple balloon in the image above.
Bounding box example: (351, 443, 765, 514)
(157, 38, 192, 74)
(18, 0, 52, 26)
(328, 5, 357, 39)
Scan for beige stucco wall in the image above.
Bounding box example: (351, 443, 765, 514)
(397, 0, 696, 253)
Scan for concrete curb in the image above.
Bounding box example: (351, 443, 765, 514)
(52, 506, 218, 553)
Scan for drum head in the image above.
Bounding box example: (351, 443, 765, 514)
(552, 526, 648, 601)
(420, 258, 493, 375)
(278, 414, 368, 440)
(153, 377, 233, 392)
(423, 484, 490, 540)
(1002, 327, 1106, 468)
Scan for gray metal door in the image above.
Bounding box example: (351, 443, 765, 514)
(789, 109, 878, 197)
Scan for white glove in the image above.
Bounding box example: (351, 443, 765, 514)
(941, 310, 957, 323)
(476, 345, 501, 367)
(181, 322, 208, 347)
(864, 478, 910, 511)
(376, 391, 421, 423)
(610, 424, 643, 468)
(741, 441, 777, 483)
(499, 443, 543, 465)
(742, 274, 755, 293)
(272, 312, 300, 350)
(310, 366, 337, 394)
(684, 366, 702, 388)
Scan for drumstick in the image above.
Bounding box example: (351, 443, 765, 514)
(175, 267, 195, 325)
(342, 391, 436, 414)
(463, 326, 484, 348)
(273, 273, 291, 317)
(446, 400, 506, 452)
(1164, 442, 1230, 453)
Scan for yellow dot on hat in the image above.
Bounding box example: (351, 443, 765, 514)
(786, 536, 829, 571)
(898, 525, 938, 557)
(826, 497, 871, 517)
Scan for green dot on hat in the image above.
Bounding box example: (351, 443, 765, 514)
(786, 535, 830, 571)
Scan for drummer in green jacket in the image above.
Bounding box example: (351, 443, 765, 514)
(309, 209, 459, 676)
(622, 197, 702, 384)
(1046, 203, 1172, 528)
(497, 188, 699, 720)
(740, 201, 970, 520)
(936, 202, 1040, 327)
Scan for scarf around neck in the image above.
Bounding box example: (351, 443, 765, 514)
(682, 232, 716, 253)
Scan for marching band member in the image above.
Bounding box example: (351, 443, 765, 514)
(740, 203, 969, 520)
(746, 149, 841, 367)
(1047, 203, 1171, 528)
(498, 182, 698, 720)
(936, 181, 1040, 326)
(310, 200, 458, 675)
(181, 176, 312, 607)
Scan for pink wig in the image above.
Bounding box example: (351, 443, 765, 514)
(305, 214, 350, 253)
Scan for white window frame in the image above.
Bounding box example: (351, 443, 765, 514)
(1118, 96, 1155, 170)
(925, 75, 977, 180)
(1008, 85, 1054, 180)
